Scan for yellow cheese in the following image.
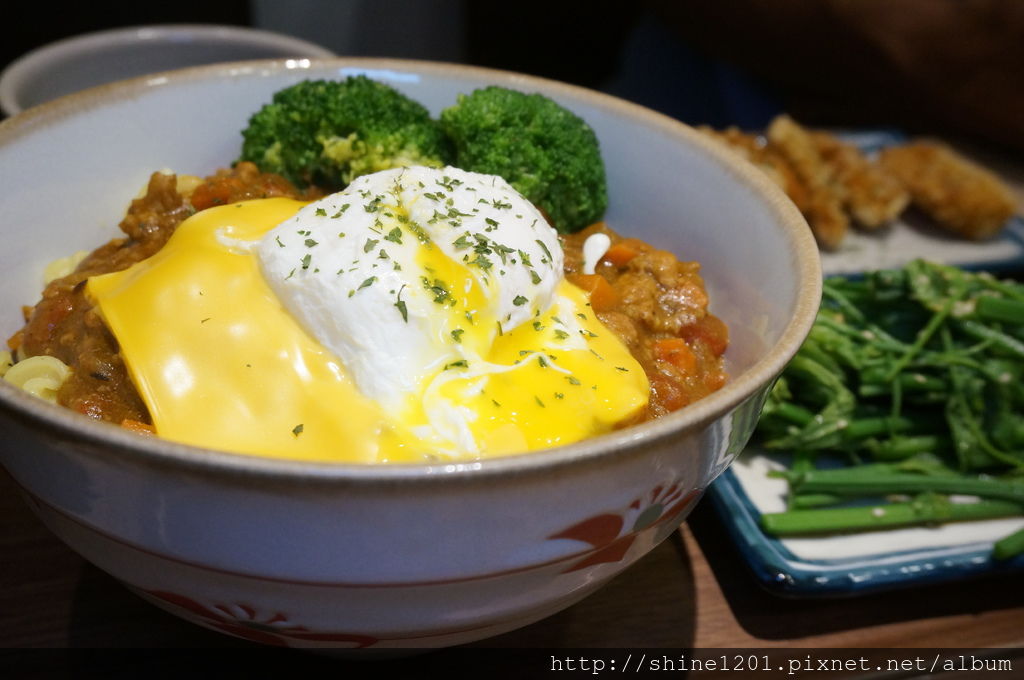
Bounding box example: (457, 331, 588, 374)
(87, 199, 409, 463)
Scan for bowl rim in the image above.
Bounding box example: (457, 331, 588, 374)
(0, 56, 822, 486)
(0, 23, 337, 116)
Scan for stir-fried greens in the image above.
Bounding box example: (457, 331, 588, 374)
(755, 259, 1024, 559)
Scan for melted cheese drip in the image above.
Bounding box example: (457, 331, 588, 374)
(86, 198, 648, 463)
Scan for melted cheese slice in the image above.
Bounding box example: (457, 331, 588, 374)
(87, 199, 409, 462)
(86, 198, 649, 463)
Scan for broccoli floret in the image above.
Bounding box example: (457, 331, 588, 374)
(239, 76, 452, 190)
(439, 86, 607, 233)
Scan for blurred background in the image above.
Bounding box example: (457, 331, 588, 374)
(2, 0, 1022, 155)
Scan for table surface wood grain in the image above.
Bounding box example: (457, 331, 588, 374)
(3, 465, 1022, 659)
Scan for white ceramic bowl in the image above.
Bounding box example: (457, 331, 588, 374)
(0, 24, 335, 116)
(0, 58, 820, 648)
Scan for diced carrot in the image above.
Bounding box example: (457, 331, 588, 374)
(652, 337, 698, 375)
(190, 177, 244, 211)
(649, 373, 686, 412)
(570, 273, 619, 312)
(602, 241, 642, 267)
(703, 371, 727, 392)
(121, 419, 156, 435)
(189, 184, 228, 211)
(684, 315, 729, 356)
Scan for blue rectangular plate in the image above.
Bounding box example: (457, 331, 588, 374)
(708, 129, 1024, 597)
(709, 464, 1024, 597)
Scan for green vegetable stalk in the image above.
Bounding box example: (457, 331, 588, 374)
(994, 526, 1024, 561)
(762, 494, 1023, 536)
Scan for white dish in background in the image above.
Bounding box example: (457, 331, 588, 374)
(819, 215, 1024, 277)
(0, 24, 335, 116)
(820, 129, 1024, 277)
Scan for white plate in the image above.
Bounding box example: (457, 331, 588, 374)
(821, 130, 1024, 277)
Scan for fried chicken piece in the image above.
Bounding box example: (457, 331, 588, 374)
(766, 115, 849, 250)
(697, 125, 810, 229)
(701, 118, 914, 247)
(698, 125, 783, 184)
(811, 132, 909, 230)
(878, 141, 1018, 240)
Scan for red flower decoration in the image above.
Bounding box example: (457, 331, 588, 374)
(144, 590, 378, 648)
(548, 483, 701, 573)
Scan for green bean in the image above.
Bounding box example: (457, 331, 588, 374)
(821, 282, 866, 324)
(868, 435, 950, 461)
(858, 372, 948, 398)
(958, 319, 1024, 360)
(840, 415, 920, 442)
(978, 274, 1024, 303)
(761, 495, 1023, 537)
(769, 401, 816, 426)
(789, 493, 845, 509)
(814, 314, 907, 354)
(885, 297, 957, 381)
(781, 468, 1024, 503)
(993, 526, 1024, 560)
(975, 295, 1024, 325)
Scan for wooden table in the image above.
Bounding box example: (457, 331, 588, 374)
(3, 463, 1022, 674)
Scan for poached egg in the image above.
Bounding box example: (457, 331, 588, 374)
(87, 167, 648, 463)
